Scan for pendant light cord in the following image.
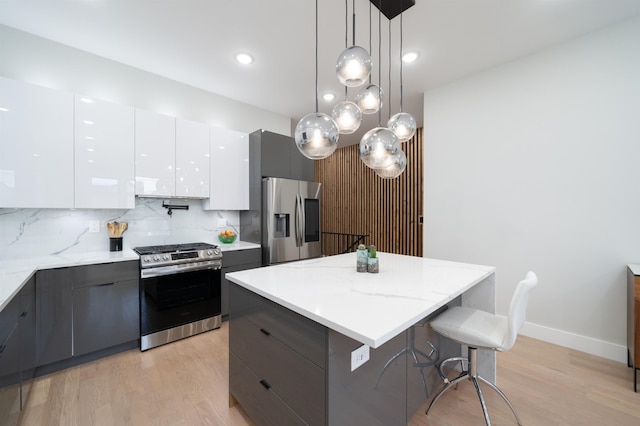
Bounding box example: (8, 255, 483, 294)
(315, 0, 319, 113)
(377, 0, 382, 126)
(388, 17, 391, 121)
(400, 0, 404, 112)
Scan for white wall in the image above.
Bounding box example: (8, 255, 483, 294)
(0, 24, 291, 135)
(423, 16, 640, 362)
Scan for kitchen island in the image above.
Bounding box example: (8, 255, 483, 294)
(226, 252, 496, 425)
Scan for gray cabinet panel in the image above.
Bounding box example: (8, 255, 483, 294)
(260, 131, 291, 179)
(221, 249, 261, 317)
(230, 315, 325, 425)
(35, 268, 72, 367)
(231, 284, 326, 367)
(230, 353, 307, 426)
(19, 278, 35, 408)
(70, 261, 138, 288)
(0, 276, 34, 425)
(73, 278, 139, 357)
(0, 325, 20, 426)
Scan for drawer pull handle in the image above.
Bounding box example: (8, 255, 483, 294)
(260, 328, 271, 336)
(259, 379, 271, 390)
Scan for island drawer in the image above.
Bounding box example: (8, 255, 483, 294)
(230, 284, 326, 368)
(230, 315, 326, 425)
(230, 353, 307, 426)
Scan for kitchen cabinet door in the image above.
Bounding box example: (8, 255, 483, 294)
(35, 268, 72, 367)
(0, 77, 74, 208)
(204, 127, 249, 210)
(75, 96, 135, 208)
(176, 118, 209, 198)
(73, 279, 139, 357)
(135, 109, 175, 197)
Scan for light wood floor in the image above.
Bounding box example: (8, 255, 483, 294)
(18, 322, 640, 425)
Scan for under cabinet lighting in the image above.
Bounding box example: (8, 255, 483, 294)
(80, 97, 93, 103)
(83, 120, 94, 125)
(0, 107, 9, 112)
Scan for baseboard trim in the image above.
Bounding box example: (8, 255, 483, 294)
(517, 320, 627, 364)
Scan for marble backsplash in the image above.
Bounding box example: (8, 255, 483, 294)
(0, 198, 240, 259)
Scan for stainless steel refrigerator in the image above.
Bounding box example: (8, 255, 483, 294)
(262, 177, 322, 265)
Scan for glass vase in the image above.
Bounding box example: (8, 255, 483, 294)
(367, 257, 379, 273)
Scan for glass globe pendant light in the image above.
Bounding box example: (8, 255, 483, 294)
(375, 149, 406, 179)
(336, 46, 371, 87)
(359, 127, 400, 169)
(331, 98, 362, 134)
(295, 0, 339, 160)
(388, 112, 416, 142)
(387, 4, 416, 142)
(332, 0, 363, 135)
(336, 0, 370, 87)
(295, 113, 339, 160)
(356, 83, 383, 114)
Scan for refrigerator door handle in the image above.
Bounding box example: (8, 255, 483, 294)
(295, 194, 303, 247)
(300, 193, 306, 248)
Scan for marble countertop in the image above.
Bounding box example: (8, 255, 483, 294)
(0, 240, 261, 312)
(226, 252, 495, 348)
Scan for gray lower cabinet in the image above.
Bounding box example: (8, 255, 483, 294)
(0, 276, 35, 426)
(229, 283, 327, 426)
(221, 249, 261, 318)
(35, 267, 73, 366)
(36, 260, 139, 369)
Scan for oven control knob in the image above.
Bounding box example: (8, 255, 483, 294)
(206, 250, 212, 256)
(143, 256, 150, 262)
(163, 254, 169, 260)
(153, 255, 159, 261)
(214, 248, 221, 255)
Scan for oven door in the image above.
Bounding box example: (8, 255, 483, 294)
(140, 266, 221, 337)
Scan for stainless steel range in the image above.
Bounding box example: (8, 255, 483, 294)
(134, 242, 222, 351)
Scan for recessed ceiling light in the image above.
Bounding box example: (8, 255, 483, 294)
(80, 97, 93, 103)
(322, 93, 336, 102)
(235, 53, 253, 65)
(402, 51, 419, 63)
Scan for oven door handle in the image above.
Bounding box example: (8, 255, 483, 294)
(140, 260, 222, 278)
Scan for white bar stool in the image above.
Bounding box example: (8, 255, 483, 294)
(426, 271, 538, 425)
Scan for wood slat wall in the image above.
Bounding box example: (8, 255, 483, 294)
(315, 128, 423, 257)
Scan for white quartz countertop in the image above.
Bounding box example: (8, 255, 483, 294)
(0, 240, 261, 312)
(0, 250, 139, 312)
(226, 252, 495, 348)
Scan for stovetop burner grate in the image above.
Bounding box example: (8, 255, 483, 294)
(133, 242, 218, 255)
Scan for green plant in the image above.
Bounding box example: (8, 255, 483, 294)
(368, 245, 377, 258)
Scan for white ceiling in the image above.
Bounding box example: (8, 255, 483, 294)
(1, 0, 639, 146)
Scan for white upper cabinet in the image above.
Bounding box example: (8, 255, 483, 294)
(175, 118, 210, 198)
(0, 77, 74, 208)
(74, 96, 135, 209)
(204, 127, 249, 210)
(134, 109, 175, 197)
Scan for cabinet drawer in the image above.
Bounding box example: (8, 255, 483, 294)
(230, 353, 307, 426)
(223, 249, 261, 267)
(70, 261, 139, 288)
(230, 315, 325, 425)
(230, 284, 326, 368)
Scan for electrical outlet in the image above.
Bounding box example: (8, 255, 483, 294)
(351, 344, 370, 371)
(217, 218, 226, 227)
(89, 220, 100, 233)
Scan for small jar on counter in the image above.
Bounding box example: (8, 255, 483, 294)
(356, 244, 368, 272)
